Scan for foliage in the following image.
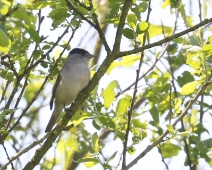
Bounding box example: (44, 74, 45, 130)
(0, 0, 212, 170)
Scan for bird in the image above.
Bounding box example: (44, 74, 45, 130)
(45, 48, 95, 132)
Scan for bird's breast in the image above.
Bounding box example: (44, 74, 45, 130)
(55, 64, 90, 106)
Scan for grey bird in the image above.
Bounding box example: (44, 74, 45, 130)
(45, 48, 95, 132)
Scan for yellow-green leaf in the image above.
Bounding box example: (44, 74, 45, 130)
(116, 95, 131, 115)
(102, 80, 119, 109)
(146, 24, 173, 38)
(71, 111, 92, 126)
(181, 80, 202, 95)
(136, 21, 149, 34)
(0, 28, 11, 53)
(127, 14, 137, 29)
(173, 98, 182, 114)
(160, 141, 181, 158)
(161, 0, 170, 8)
(132, 119, 147, 129)
(26, 1, 60, 9)
(92, 132, 99, 154)
(1, 108, 18, 116)
(77, 157, 99, 163)
(123, 28, 135, 39)
(166, 124, 174, 133)
(107, 55, 140, 74)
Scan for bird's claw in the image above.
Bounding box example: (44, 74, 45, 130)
(64, 108, 74, 117)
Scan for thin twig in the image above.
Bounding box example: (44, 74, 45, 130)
(116, 42, 170, 97)
(122, 1, 151, 169)
(22, 27, 69, 76)
(198, 0, 202, 22)
(0, 80, 10, 104)
(157, 146, 170, 170)
(6, 72, 30, 129)
(0, 137, 15, 170)
(66, 0, 111, 53)
(0, 134, 48, 170)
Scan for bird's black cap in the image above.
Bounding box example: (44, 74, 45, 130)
(69, 48, 89, 56)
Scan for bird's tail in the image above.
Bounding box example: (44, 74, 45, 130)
(45, 104, 63, 133)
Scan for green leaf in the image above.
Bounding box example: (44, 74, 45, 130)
(132, 119, 147, 129)
(208, 36, 212, 44)
(1, 108, 18, 116)
(48, 7, 70, 27)
(0, 2, 10, 15)
(12, 7, 32, 25)
(136, 21, 149, 34)
(203, 43, 212, 58)
(166, 124, 174, 133)
(107, 55, 140, 74)
(102, 18, 119, 25)
(71, 111, 92, 126)
(76, 6, 89, 15)
(185, 47, 202, 72)
(138, 24, 173, 43)
(147, 24, 173, 37)
(26, 1, 60, 9)
(102, 80, 119, 109)
(23, 24, 40, 43)
(176, 131, 189, 137)
(173, 98, 182, 114)
(203, 138, 212, 148)
(149, 104, 159, 125)
(0, 23, 11, 53)
(177, 71, 195, 87)
(32, 50, 42, 59)
(116, 95, 131, 115)
(160, 142, 181, 158)
(107, 151, 118, 162)
(0, 129, 9, 135)
(76, 157, 99, 163)
(0, 27, 9, 46)
(98, 116, 115, 129)
(92, 119, 101, 130)
(161, 0, 170, 8)
(127, 146, 136, 155)
(138, 2, 148, 12)
(0, 28, 10, 53)
(181, 80, 202, 95)
(127, 14, 137, 29)
(92, 132, 99, 154)
(122, 28, 135, 39)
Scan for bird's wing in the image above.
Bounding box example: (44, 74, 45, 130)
(50, 72, 62, 110)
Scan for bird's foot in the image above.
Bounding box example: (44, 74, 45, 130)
(64, 108, 74, 117)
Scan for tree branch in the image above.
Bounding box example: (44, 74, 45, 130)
(117, 18, 212, 58)
(113, 0, 133, 52)
(66, 0, 111, 53)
